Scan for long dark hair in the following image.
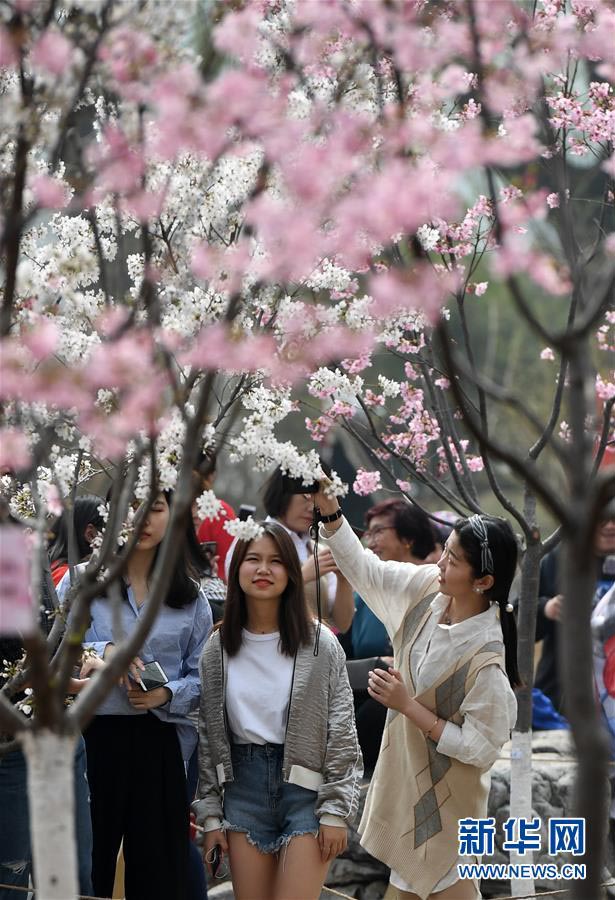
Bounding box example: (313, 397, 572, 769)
(365, 498, 436, 559)
(108, 488, 206, 610)
(454, 515, 521, 688)
(49, 495, 105, 564)
(222, 521, 312, 657)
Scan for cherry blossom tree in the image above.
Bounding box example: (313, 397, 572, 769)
(0, 1, 613, 897)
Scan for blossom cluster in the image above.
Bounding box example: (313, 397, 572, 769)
(0, 0, 612, 528)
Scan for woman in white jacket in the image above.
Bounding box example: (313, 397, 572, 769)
(314, 487, 519, 900)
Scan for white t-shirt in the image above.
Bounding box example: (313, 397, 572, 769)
(226, 630, 294, 745)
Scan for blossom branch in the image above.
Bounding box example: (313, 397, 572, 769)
(438, 322, 570, 526)
(592, 396, 615, 478)
(347, 399, 471, 515)
(418, 356, 481, 512)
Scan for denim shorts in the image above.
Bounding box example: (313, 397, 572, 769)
(223, 743, 319, 853)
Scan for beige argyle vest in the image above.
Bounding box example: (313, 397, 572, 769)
(359, 592, 506, 900)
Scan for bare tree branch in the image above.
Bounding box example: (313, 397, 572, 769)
(419, 346, 481, 509)
(592, 396, 615, 477)
(438, 324, 570, 526)
(343, 403, 471, 516)
(0, 693, 29, 735)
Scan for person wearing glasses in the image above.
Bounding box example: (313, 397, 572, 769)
(349, 500, 439, 772)
(353, 500, 439, 661)
(314, 485, 519, 900)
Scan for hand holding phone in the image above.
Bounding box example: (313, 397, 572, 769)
(204, 829, 228, 878)
(211, 844, 221, 878)
(137, 660, 169, 692)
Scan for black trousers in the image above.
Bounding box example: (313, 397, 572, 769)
(354, 692, 387, 775)
(84, 714, 189, 900)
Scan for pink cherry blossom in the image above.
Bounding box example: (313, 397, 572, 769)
(0, 26, 18, 67)
(213, 4, 263, 61)
(30, 30, 74, 77)
(191, 240, 252, 296)
(123, 190, 164, 223)
(369, 264, 458, 323)
(341, 351, 372, 375)
(596, 375, 615, 402)
(540, 347, 555, 361)
(99, 27, 157, 102)
(85, 332, 158, 392)
(353, 469, 382, 496)
(21, 319, 59, 360)
(183, 323, 276, 375)
(603, 155, 615, 178)
(484, 115, 544, 166)
(44, 483, 63, 517)
(88, 125, 144, 196)
(0, 427, 32, 474)
(31, 174, 69, 210)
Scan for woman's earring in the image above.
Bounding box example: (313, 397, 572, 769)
(473, 587, 483, 594)
(505, 602, 514, 613)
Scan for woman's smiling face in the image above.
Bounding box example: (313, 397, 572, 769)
(239, 534, 289, 603)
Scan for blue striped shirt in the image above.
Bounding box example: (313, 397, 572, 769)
(58, 572, 213, 760)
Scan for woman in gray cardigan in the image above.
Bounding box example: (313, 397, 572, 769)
(194, 521, 362, 900)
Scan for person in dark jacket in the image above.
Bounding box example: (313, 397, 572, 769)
(535, 507, 615, 714)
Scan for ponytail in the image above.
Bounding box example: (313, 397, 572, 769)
(498, 597, 521, 688)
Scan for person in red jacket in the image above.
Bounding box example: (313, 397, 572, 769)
(193, 451, 237, 581)
(48, 494, 105, 585)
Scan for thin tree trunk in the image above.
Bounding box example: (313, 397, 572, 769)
(563, 342, 610, 899)
(509, 498, 542, 896)
(21, 730, 79, 900)
(509, 731, 535, 895)
(562, 541, 611, 900)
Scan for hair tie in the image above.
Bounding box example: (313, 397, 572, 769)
(468, 515, 494, 575)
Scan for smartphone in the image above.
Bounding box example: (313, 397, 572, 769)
(138, 660, 169, 692)
(238, 504, 256, 522)
(211, 844, 222, 878)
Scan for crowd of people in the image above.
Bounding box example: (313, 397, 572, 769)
(1, 461, 614, 900)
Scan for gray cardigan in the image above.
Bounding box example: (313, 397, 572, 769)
(193, 624, 363, 828)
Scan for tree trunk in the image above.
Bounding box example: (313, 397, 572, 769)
(509, 504, 542, 896)
(20, 730, 79, 900)
(562, 542, 610, 900)
(563, 341, 610, 899)
(509, 730, 535, 896)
